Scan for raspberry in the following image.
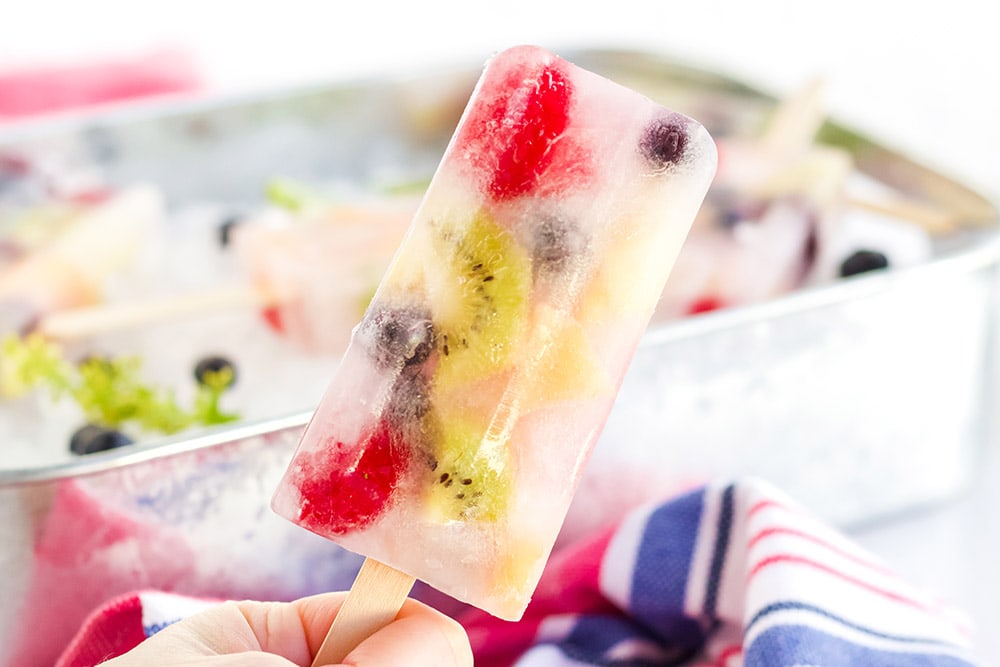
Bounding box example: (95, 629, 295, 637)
(296, 421, 408, 534)
(260, 305, 285, 333)
(686, 296, 725, 315)
(458, 58, 573, 200)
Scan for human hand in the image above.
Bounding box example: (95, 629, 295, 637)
(101, 592, 473, 666)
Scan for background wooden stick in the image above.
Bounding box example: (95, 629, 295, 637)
(35, 284, 266, 340)
(311, 558, 416, 667)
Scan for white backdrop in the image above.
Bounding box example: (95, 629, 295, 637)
(1, 1, 997, 199)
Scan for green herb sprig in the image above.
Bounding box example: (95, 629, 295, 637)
(1, 333, 240, 436)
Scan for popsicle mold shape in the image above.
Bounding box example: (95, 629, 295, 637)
(272, 45, 717, 620)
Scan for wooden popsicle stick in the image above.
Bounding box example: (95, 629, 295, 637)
(846, 194, 959, 234)
(759, 76, 828, 158)
(756, 79, 970, 235)
(311, 558, 416, 667)
(35, 283, 270, 340)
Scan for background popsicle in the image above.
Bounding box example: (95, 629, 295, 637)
(0, 186, 162, 334)
(272, 45, 718, 622)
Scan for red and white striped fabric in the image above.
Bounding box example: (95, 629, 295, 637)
(54, 479, 981, 666)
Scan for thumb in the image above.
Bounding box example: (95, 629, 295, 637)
(309, 598, 472, 667)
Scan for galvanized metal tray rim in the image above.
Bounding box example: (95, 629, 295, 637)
(7, 228, 999, 487)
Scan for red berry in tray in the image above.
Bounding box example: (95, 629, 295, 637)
(260, 305, 285, 333)
(456, 54, 572, 200)
(296, 421, 409, 534)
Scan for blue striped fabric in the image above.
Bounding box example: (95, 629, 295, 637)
(747, 625, 977, 667)
(464, 478, 981, 666)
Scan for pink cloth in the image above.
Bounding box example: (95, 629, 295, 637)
(0, 49, 201, 120)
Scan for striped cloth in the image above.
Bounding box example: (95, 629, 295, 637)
(55, 479, 980, 666)
(461, 479, 978, 666)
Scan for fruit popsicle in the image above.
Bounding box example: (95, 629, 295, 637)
(271, 45, 717, 621)
(30, 196, 412, 344)
(232, 197, 416, 354)
(654, 77, 850, 319)
(0, 186, 162, 334)
(656, 140, 851, 318)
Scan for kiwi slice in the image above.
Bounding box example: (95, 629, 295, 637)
(424, 212, 530, 389)
(422, 410, 511, 522)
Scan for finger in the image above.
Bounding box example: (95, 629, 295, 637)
(100, 602, 292, 665)
(235, 593, 349, 664)
(283, 591, 350, 657)
(101, 595, 348, 666)
(185, 653, 299, 666)
(331, 598, 473, 667)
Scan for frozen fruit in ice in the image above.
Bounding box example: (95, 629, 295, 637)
(455, 52, 572, 200)
(385, 366, 433, 424)
(639, 114, 690, 169)
(422, 412, 511, 522)
(358, 306, 435, 370)
(531, 213, 588, 278)
(69, 423, 133, 455)
(427, 213, 530, 388)
(520, 312, 610, 407)
(575, 222, 671, 322)
(295, 421, 409, 534)
(383, 366, 435, 448)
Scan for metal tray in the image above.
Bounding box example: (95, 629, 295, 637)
(1, 49, 998, 666)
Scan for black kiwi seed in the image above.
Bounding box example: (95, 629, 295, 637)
(359, 306, 434, 369)
(640, 114, 689, 169)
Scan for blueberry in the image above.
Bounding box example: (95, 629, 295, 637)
(639, 114, 689, 169)
(194, 355, 237, 388)
(359, 306, 434, 369)
(840, 250, 889, 277)
(385, 366, 433, 426)
(218, 214, 244, 248)
(70, 424, 133, 455)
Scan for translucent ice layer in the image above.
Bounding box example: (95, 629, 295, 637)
(272, 45, 717, 620)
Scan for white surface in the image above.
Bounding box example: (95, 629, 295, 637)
(3, 1, 999, 662)
(1, 1, 997, 201)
